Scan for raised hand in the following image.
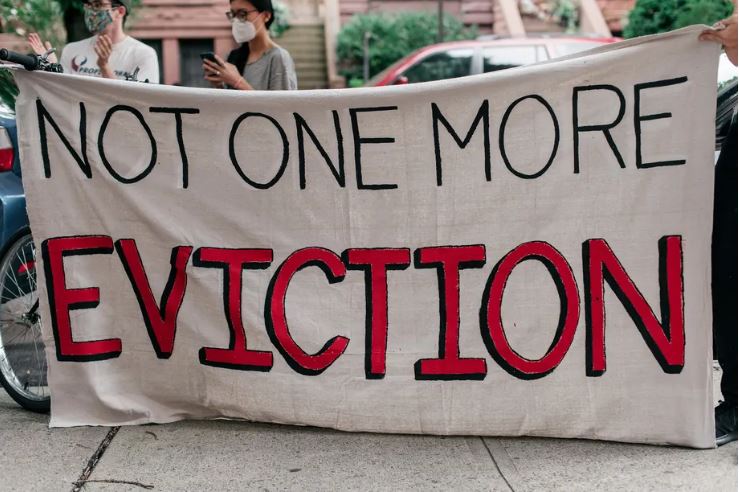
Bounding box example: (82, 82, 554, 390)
(700, 14, 738, 66)
(27, 33, 58, 63)
(94, 34, 115, 78)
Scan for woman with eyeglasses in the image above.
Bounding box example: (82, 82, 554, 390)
(28, 0, 159, 83)
(202, 0, 297, 90)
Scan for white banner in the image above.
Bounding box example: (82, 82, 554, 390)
(13, 27, 719, 447)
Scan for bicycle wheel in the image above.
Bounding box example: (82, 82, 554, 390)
(0, 232, 49, 413)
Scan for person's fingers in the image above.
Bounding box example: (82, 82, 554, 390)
(97, 35, 111, 54)
(699, 31, 722, 43)
(203, 59, 221, 71)
(44, 41, 52, 50)
(98, 39, 111, 58)
(28, 34, 44, 54)
(94, 45, 107, 60)
(213, 54, 227, 67)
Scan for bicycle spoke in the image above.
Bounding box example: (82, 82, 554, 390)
(10, 253, 32, 312)
(19, 247, 36, 312)
(18, 248, 31, 310)
(5, 265, 25, 302)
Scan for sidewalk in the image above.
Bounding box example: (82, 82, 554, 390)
(1, 368, 736, 491)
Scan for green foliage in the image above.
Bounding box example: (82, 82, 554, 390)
(551, 0, 580, 33)
(336, 12, 476, 85)
(0, 69, 19, 113)
(0, 0, 64, 46)
(624, 0, 734, 38)
(0, 0, 64, 111)
(271, 0, 290, 38)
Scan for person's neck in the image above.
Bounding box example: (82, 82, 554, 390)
(248, 32, 273, 55)
(102, 23, 127, 44)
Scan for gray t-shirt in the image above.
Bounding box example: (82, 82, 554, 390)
(243, 47, 298, 90)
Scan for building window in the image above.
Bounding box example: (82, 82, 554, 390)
(180, 39, 215, 88)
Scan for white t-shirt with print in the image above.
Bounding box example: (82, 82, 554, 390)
(60, 35, 159, 83)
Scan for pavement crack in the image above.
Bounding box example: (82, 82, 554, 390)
(480, 437, 516, 492)
(71, 426, 121, 492)
(74, 479, 154, 490)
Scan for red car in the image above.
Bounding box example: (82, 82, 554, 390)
(367, 36, 620, 86)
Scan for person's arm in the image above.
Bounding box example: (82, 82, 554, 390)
(700, 12, 738, 66)
(94, 35, 116, 79)
(137, 47, 160, 83)
(203, 54, 253, 90)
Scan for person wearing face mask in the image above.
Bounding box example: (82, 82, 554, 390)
(202, 0, 297, 90)
(28, 0, 159, 83)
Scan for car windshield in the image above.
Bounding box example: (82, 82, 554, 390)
(718, 53, 738, 87)
(403, 48, 474, 83)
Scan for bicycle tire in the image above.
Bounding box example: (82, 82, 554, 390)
(0, 232, 49, 413)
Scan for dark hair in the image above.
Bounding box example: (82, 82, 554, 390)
(111, 0, 129, 25)
(229, 0, 275, 29)
(226, 0, 276, 73)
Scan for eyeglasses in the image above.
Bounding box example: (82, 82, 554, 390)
(84, 1, 114, 10)
(225, 9, 259, 22)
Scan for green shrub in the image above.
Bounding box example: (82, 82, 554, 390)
(0, 70, 19, 112)
(271, 0, 290, 38)
(624, 0, 734, 38)
(336, 12, 476, 86)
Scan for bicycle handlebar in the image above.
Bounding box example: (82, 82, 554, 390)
(0, 49, 40, 71)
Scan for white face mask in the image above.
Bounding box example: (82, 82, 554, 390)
(232, 19, 257, 43)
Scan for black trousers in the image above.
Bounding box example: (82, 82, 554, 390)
(713, 115, 737, 406)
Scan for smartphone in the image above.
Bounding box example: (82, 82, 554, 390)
(199, 52, 217, 63)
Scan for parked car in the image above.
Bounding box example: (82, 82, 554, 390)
(366, 36, 621, 86)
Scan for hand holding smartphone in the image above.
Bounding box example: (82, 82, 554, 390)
(200, 51, 222, 76)
(200, 51, 217, 64)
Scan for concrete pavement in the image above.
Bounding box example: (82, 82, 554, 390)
(0, 368, 735, 491)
